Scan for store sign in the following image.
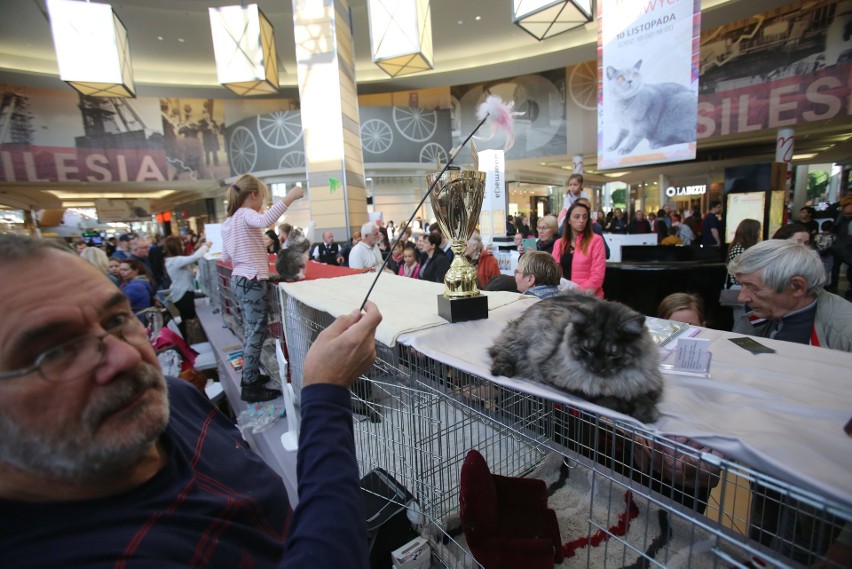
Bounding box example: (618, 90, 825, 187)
(665, 184, 706, 197)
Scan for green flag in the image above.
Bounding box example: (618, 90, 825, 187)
(329, 177, 340, 193)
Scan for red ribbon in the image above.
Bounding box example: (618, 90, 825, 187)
(562, 490, 639, 558)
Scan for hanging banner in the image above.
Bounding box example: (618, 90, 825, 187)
(597, 0, 700, 170)
(478, 149, 506, 242)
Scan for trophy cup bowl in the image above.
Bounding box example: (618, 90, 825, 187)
(426, 168, 489, 322)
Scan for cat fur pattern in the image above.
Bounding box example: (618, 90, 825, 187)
(275, 228, 311, 281)
(489, 291, 663, 423)
(606, 59, 696, 155)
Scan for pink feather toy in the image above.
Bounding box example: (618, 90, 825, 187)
(475, 94, 525, 152)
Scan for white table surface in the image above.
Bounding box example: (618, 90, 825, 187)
(399, 301, 852, 510)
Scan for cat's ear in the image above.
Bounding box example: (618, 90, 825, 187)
(568, 306, 591, 326)
(634, 59, 643, 70)
(620, 315, 645, 335)
(606, 66, 617, 80)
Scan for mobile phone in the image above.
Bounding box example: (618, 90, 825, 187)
(728, 336, 776, 354)
(522, 238, 537, 252)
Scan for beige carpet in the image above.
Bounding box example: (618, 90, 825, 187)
(434, 453, 750, 569)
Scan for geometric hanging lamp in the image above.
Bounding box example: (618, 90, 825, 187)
(209, 4, 279, 96)
(512, 0, 593, 41)
(46, 0, 136, 97)
(367, 0, 433, 78)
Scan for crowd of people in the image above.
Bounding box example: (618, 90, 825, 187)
(6, 173, 851, 568)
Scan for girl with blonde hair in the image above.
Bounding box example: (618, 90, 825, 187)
(222, 174, 304, 402)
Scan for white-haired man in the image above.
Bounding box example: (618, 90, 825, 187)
(347, 221, 383, 271)
(729, 239, 852, 351)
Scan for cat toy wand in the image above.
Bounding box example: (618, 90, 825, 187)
(358, 95, 522, 311)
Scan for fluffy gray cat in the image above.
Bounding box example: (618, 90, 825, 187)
(606, 59, 696, 155)
(275, 229, 311, 281)
(489, 292, 663, 423)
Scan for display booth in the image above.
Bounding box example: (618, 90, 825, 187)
(197, 264, 852, 568)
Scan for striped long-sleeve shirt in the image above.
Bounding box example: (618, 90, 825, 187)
(222, 201, 288, 280)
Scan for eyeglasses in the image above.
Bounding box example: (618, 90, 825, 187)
(0, 315, 150, 384)
(537, 225, 550, 231)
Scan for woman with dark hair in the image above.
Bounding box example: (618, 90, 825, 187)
(418, 231, 451, 283)
(722, 218, 761, 319)
(772, 222, 811, 246)
(265, 229, 281, 254)
(119, 258, 155, 318)
(550, 202, 607, 298)
(727, 218, 761, 287)
(164, 235, 211, 339)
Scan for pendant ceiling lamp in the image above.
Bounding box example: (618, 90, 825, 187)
(209, 4, 280, 96)
(513, 0, 593, 41)
(46, 0, 135, 97)
(368, 0, 433, 78)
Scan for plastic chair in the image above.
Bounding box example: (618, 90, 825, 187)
(459, 449, 563, 569)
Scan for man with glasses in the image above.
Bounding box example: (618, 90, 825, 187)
(0, 234, 378, 568)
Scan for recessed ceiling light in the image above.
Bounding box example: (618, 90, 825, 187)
(177, 38, 185, 43)
(475, 16, 481, 21)
(457, 20, 463, 24)
(157, 36, 163, 41)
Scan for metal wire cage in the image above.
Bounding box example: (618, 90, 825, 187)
(279, 291, 851, 569)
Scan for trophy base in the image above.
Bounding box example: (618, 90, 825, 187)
(437, 294, 488, 323)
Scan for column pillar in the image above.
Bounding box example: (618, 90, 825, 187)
(293, 0, 368, 241)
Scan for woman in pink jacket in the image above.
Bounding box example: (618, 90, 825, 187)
(551, 201, 606, 298)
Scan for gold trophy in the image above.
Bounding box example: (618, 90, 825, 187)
(427, 143, 489, 322)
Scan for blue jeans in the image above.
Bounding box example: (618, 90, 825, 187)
(230, 276, 269, 386)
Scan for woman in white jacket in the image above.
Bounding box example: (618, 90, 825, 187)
(164, 235, 211, 339)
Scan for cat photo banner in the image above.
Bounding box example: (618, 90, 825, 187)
(597, 0, 700, 170)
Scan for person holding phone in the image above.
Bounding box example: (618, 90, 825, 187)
(517, 215, 558, 256)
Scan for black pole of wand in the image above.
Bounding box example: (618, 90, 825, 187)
(358, 113, 491, 312)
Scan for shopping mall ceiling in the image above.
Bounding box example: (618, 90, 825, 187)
(0, 0, 849, 209)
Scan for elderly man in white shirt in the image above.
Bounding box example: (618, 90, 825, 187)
(348, 222, 384, 271)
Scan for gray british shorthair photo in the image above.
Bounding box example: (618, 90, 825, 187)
(606, 59, 696, 155)
(489, 292, 663, 423)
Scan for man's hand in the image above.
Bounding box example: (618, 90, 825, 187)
(303, 302, 382, 389)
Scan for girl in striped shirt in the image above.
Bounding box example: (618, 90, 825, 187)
(222, 174, 304, 402)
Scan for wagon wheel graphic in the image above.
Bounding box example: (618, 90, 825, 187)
(279, 150, 306, 169)
(257, 111, 303, 149)
(360, 119, 393, 154)
(419, 142, 447, 164)
(569, 60, 598, 111)
(229, 126, 257, 174)
(393, 107, 438, 142)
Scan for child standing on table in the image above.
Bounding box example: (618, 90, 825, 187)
(222, 174, 304, 403)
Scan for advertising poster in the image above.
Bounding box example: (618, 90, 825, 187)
(725, 192, 765, 244)
(0, 86, 166, 183)
(597, 0, 700, 169)
(160, 98, 228, 181)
